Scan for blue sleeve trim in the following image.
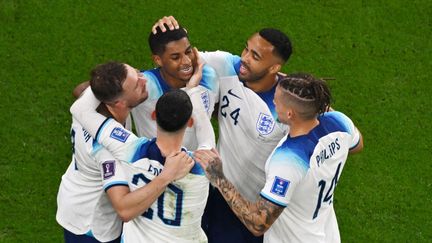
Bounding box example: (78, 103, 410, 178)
(104, 181, 129, 192)
(95, 117, 113, 143)
(233, 55, 241, 75)
(187, 150, 206, 175)
(349, 135, 361, 150)
(85, 230, 94, 237)
(190, 162, 206, 175)
(260, 192, 287, 207)
(200, 65, 218, 91)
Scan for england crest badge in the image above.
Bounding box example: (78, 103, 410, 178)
(200, 90, 210, 113)
(256, 112, 275, 135)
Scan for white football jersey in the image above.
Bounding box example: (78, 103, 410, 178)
(260, 111, 361, 243)
(70, 87, 212, 242)
(200, 51, 288, 201)
(91, 119, 209, 243)
(131, 66, 219, 150)
(56, 118, 128, 242)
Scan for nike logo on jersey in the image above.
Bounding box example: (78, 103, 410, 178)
(228, 89, 242, 99)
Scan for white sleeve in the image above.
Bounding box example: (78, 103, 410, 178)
(260, 148, 308, 207)
(329, 111, 361, 149)
(185, 87, 216, 149)
(70, 86, 148, 163)
(95, 149, 129, 191)
(70, 87, 105, 138)
(199, 51, 241, 77)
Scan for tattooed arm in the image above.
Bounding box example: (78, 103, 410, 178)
(194, 148, 284, 236)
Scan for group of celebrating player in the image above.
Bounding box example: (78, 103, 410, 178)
(56, 16, 364, 243)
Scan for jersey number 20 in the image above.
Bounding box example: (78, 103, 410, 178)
(132, 173, 183, 226)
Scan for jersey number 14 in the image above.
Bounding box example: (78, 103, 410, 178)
(313, 162, 342, 219)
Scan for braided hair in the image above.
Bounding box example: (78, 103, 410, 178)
(278, 73, 331, 120)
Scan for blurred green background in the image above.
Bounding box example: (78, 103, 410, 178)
(0, 0, 430, 241)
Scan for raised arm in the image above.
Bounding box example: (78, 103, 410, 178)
(70, 87, 105, 137)
(106, 151, 193, 222)
(194, 149, 283, 236)
(151, 15, 180, 34)
(72, 81, 90, 98)
(184, 49, 216, 149)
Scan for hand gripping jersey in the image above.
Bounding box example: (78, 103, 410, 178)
(131, 66, 219, 150)
(70, 87, 213, 242)
(56, 118, 128, 242)
(260, 111, 361, 243)
(120, 139, 208, 243)
(200, 51, 288, 201)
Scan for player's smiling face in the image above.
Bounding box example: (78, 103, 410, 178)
(239, 33, 280, 83)
(155, 37, 195, 86)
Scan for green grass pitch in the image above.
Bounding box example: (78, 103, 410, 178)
(0, 0, 430, 242)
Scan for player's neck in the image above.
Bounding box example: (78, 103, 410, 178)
(155, 129, 185, 157)
(159, 69, 186, 89)
(289, 118, 320, 137)
(245, 74, 278, 93)
(106, 105, 130, 126)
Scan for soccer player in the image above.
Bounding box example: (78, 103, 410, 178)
(153, 16, 292, 243)
(56, 62, 194, 243)
(195, 73, 364, 243)
(70, 61, 215, 242)
(131, 23, 219, 150)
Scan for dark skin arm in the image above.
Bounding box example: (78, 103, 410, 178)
(194, 148, 284, 236)
(72, 81, 90, 98)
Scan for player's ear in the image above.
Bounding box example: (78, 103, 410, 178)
(110, 99, 125, 109)
(187, 117, 194, 128)
(269, 63, 281, 74)
(151, 110, 157, 121)
(286, 108, 294, 120)
(152, 55, 162, 67)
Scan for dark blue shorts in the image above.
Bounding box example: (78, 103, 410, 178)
(202, 186, 263, 243)
(63, 228, 121, 243)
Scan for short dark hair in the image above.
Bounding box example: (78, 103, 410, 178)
(155, 89, 192, 132)
(149, 24, 189, 55)
(90, 61, 127, 103)
(278, 73, 331, 119)
(259, 28, 292, 62)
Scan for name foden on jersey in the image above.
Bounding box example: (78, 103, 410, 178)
(316, 138, 340, 167)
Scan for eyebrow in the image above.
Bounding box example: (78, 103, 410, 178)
(246, 41, 262, 59)
(169, 45, 192, 57)
(251, 49, 262, 59)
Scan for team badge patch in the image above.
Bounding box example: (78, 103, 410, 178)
(271, 176, 290, 197)
(102, 160, 115, 179)
(256, 112, 275, 135)
(200, 90, 210, 113)
(110, 127, 130, 143)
